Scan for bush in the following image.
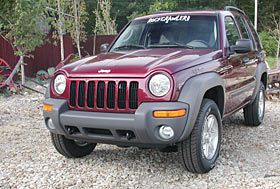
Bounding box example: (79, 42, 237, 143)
(259, 31, 278, 57)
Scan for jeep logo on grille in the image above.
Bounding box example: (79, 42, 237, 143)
(98, 69, 111, 73)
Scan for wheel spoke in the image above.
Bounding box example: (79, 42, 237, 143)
(258, 90, 264, 118)
(201, 114, 219, 160)
(204, 143, 209, 157)
(208, 117, 214, 130)
(208, 143, 214, 154)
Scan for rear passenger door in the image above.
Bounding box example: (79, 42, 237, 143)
(223, 15, 257, 114)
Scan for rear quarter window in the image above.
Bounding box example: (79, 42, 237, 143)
(234, 14, 250, 39)
(244, 17, 263, 51)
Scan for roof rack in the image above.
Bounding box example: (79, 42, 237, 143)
(152, 11, 170, 15)
(224, 6, 246, 15)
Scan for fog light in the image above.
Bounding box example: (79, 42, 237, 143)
(47, 118, 55, 130)
(159, 125, 174, 140)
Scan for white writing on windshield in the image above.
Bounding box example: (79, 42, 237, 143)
(147, 15, 191, 24)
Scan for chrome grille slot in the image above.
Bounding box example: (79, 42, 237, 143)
(107, 81, 115, 108)
(118, 81, 126, 109)
(97, 81, 105, 108)
(70, 81, 77, 106)
(87, 81, 95, 108)
(129, 81, 138, 109)
(78, 81, 85, 107)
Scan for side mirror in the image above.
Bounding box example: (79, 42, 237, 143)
(100, 43, 109, 53)
(230, 39, 253, 53)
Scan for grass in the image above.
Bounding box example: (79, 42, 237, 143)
(266, 56, 279, 70)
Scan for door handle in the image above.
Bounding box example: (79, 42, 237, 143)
(242, 57, 249, 64)
(256, 54, 262, 60)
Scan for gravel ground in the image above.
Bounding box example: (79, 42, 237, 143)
(0, 87, 280, 188)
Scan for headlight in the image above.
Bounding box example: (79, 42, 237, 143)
(149, 74, 171, 97)
(54, 74, 66, 94)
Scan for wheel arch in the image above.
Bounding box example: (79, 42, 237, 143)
(203, 86, 225, 117)
(177, 72, 225, 142)
(251, 62, 268, 102)
(261, 71, 267, 89)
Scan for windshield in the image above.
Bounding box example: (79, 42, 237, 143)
(110, 15, 219, 51)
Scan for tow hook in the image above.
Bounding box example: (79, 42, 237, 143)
(67, 127, 74, 135)
(126, 132, 133, 140)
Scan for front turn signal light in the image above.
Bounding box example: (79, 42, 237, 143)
(153, 109, 186, 118)
(43, 104, 53, 112)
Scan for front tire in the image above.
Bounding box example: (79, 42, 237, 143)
(51, 133, 96, 158)
(178, 99, 222, 173)
(243, 82, 265, 126)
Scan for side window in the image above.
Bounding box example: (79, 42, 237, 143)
(235, 14, 250, 39)
(225, 16, 241, 46)
(244, 17, 263, 50)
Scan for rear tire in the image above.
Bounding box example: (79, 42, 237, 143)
(178, 99, 222, 173)
(51, 133, 96, 158)
(243, 82, 265, 126)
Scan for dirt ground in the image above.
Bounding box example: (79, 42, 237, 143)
(0, 91, 279, 188)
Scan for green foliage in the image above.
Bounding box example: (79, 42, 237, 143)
(127, 0, 177, 21)
(47, 0, 72, 40)
(0, 0, 48, 57)
(258, 0, 280, 31)
(259, 31, 278, 57)
(266, 56, 277, 69)
(93, 0, 117, 35)
(68, 0, 88, 58)
(147, 0, 177, 14)
(84, 0, 97, 35)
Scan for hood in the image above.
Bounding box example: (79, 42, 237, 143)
(61, 49, 223, 78)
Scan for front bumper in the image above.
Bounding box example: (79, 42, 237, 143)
(43, 98, 189, 147)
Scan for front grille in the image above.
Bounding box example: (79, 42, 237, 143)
(69, 80, 139, 111)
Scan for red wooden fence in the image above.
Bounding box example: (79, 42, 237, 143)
(0, 34, 116, 77)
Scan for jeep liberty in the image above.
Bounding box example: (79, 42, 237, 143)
(43, 6, 267, 173)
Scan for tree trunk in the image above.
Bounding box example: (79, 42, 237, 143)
(59, 33, 64, 61)
(77, 42, 81, 58)
(93, 34, 96, 55)
(58, 0, 65, 61)
(277, 38, 280, 68)
(73, 0, 81, 58)
(20, 57, 25, 85)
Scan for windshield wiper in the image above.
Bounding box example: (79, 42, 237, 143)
(113, 44, 146, 50)
(148, 42, 194, 49)
(173, 43, 194, 49)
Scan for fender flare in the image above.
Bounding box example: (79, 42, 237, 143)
(177, 72, 225, 142)
(251, 61, 268, 103)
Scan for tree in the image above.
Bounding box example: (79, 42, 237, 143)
(93, 0, 117, 35)
(127, 0, 177, 21)
(268, 12, 280, 68)
(0, 0, 47, 84)
(92, 0, 117, 54)
(47, 0, 72, 61)
(69, 0, 88, 58)
(259, 31, 278, 57)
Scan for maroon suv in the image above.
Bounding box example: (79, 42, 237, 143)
(43, 6, 267, 173)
